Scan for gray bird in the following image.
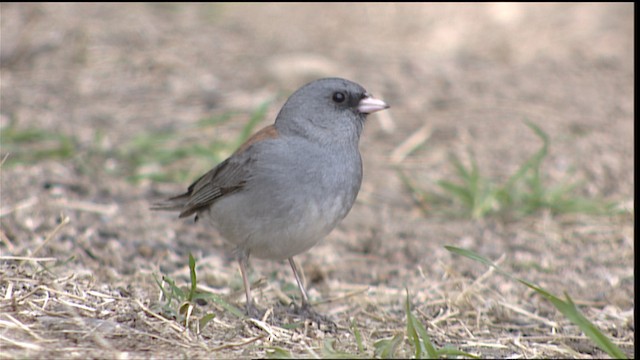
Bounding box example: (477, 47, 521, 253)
(152, 78, 389, 320)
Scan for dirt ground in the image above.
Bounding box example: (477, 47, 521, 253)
(0, 3, 634, 358)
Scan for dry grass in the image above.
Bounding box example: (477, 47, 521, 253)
(1, 211, 633, 358)
(1, 3, 634, 358)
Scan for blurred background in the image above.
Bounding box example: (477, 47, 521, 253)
(0, 3, 634, 358)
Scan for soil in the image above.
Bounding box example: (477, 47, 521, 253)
(0, 3, 634, 358)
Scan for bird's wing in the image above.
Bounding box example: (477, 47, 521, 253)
(149, 151, 252, 218)
(150, 125, 279, 218)
(179, 154, 252, 218)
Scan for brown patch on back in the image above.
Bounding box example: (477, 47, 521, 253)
(234, 124, 279, 154)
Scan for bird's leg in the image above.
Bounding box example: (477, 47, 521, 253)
(288, 257, 337, 332)
(238, 250, 258, 317)
(288, 257, 310, 308)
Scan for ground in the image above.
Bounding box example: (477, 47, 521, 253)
(0, 3, 634, 359)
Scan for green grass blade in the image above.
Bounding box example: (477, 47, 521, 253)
(445, 246, 627, 359)
(193, 291, 245, 318)
(438, 180, 473, 207)
(437, 346, 479, 359)
(450, 154, 471, 180)
(197, 112, 234, 127)
(198, 313, 216, 332)
(444, 246, 515, 280)
(405, 289, 437, 358)
(265, 346, 293, 359)
(238, 100, 271, 145)
(322, 338, 365, 359)
(0, 125, 77, 165)
(503, 120, 548, 191)
(188, 253, 198, 302)
(517, 280, 628, 359)
(350, 319, 365, 354)
(373, 333, 403, 359)
(152, 273, 173, 304)
(162, 275, 185, 300)
(413, 316, 440, 359)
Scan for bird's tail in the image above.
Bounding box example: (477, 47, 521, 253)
(149, 193, 189, 212)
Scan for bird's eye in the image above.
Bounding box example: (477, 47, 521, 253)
(332, 92, 346, 103)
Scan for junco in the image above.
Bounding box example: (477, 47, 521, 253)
(152, 78, 389, 319)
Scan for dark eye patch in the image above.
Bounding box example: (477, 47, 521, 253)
(332, 92, 346, 103)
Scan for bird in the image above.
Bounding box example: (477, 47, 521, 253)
(152, 77, 389, 320)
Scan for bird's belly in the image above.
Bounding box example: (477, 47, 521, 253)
(206, 191, 351, 260)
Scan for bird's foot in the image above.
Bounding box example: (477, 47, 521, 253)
(245, 303, 266, 320)
(291, 302, 337, 333)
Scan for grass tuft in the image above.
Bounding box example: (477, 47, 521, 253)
(0, 120, 77, 166)
(403, 121, 616, 220)
(153, 253, 243, 335)
(405, 289, 478, 359)
(445, 245, 628, 359)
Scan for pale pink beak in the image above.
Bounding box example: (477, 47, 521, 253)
(358, 94, 389, 114)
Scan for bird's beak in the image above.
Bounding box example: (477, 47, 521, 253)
(358, 94, 389, 114)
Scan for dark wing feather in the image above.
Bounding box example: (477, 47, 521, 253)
(150, 124, 278, 219)
(150, 155, 252, 218)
